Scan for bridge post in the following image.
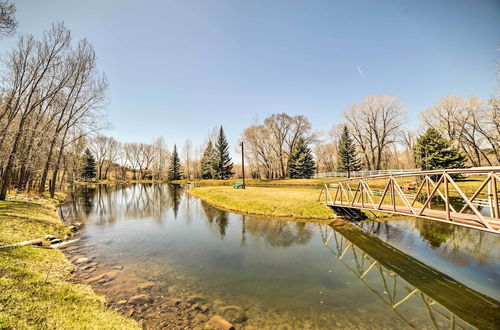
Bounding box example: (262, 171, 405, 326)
(491, 172, 499, 218)
(426, 176, 431, 209)
(390, 177, 396, 212)
(443, 171, 450, 221)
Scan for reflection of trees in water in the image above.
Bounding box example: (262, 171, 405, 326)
(359, 219, 500, 268)
(200, 201, 229, 239)
(240, 216, 247, 247)
(201, 201, 217, 224)
(244, 218, 313, 247)
(216, 212, 229, 238)
(359, 221, 406, 244)
(415, 220, 454, 248)
(63, 183, 184, 225)
(199, 202, 312, 245)
(415, 219, 500, 267)
(167, 184, 182, 218)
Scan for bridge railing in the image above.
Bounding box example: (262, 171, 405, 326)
(318, 167, 500, 233)
(313, 168, 421, 179)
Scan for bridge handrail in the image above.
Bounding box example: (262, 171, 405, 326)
(324, 167, 500, 184)
(314, 168, 420, 179)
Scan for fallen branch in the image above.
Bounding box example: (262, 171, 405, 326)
(0, 239, 43, 249)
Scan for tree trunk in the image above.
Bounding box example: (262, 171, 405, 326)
(0, 118, 26, 200)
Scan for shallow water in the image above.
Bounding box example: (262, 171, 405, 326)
(59, 184, 500, 329)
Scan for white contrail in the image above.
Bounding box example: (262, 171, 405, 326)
(356, 64, 366, 80)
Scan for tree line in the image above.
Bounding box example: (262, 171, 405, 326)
(78, 96, 495, 186)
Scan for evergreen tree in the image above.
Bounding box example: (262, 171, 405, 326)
(200, 140, 214, 179)
(413, 127, 467, 170)
(287, 137, 316, 179)
(337, 126, 361, 178)
(168, 145, 182, 181)
(81, 148, 97, 181)
(212, 126, 233, 179)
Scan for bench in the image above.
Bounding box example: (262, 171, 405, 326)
(233, 181, 244, 189)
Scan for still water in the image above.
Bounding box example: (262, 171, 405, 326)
(60, 184, 500, 329)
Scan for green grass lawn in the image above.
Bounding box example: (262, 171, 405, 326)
(188, 186, 336, 219)
(0, 197, 139, 329)
(173, 177, 334, 187)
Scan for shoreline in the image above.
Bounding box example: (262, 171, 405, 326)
(191, 188, 340, 222)
(0, 196, 139, 329)
(188, 186, 338, 220)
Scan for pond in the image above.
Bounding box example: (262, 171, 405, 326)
(59, 184, 500, 329)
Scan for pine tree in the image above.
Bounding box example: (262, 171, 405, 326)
(212, 126, 233, 179)
(287, 137, 316, 179)
(337, 126, 361, 178)
(81, 148, 97, 181)
(200, 140, 214, 179)
(413, 127, 467, 170)
(168, 145, 182, 181)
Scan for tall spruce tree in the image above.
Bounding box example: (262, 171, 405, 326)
(213, 126, 233, 179)
(337, 126, 361, 178)
(81, 148, 97, 181)
(168, 145, 182, 181)
(287, 137, 316, 179)
(413, 127, 467, 170)
(200, 140, 214, 179)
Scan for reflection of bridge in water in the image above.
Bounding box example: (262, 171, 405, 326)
(319, 168, 500, 233)
(318, 223, 500, 329)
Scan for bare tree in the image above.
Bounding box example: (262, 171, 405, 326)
(0, 0, 16, 37)
(422, 95, 500, 166)
(182, 139, 192, 180)
(0, 23, 109, 198)
(343, 95, 406, 170)
(0, 23, 73, 199)
(152, 137, 169, 180)
(242, 124, 275, 179)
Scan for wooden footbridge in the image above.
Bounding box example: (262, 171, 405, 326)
(318, 167, 500, 234)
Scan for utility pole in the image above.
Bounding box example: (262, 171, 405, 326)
(240, 141, 246, 189)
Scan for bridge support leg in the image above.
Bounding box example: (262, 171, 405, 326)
(491, 172, 499, 219)
(444, 173, 450, 221)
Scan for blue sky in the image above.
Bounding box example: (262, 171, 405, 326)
(3, 0, 500, 152)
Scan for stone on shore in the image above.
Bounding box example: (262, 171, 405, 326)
(187, 295, 206, 305)
(128, 294, 153, 305)
(86, 269, 121, 283)
(204, 315, 235, 330)
(137, 281, 156, 290)
(75, 257, 90, 264)
(218, 305, 246, 323)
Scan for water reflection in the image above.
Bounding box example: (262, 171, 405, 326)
(60, 184, 500, 329)
(244, 218, 313, 247)
(319, 223, 499, 329)
(358, 219, 500, 272)
(201, 201, 229, 238)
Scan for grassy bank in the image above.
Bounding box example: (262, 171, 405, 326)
(0, 197, 139, 329)
(173, 178, 332, 187)
(188, 186, 336, 219)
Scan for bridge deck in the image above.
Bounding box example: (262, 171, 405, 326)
(326, 201, 500, 233)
